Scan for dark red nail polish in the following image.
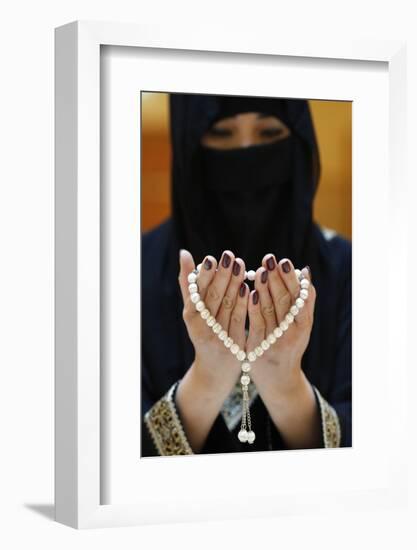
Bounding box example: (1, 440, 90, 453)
(232, 260, 241, 276)
(266, 256, 275, 271)
(239, 282, 246, 297)
(204, 258, 212, 270)
(222, 252, 231, 268)
(261, 270, 268, 283)
(282, 261, 291, 274)
(252, 290, 259, 305)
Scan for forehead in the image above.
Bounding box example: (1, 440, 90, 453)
(213, 112, 284, 124)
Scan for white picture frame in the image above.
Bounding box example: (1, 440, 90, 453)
(55, 20, 407, 529)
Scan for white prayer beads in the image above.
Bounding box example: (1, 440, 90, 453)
(295, 297, 305, 309)
(301, 279, 310, 289)
(245, 270, 256, 281)
(187, 260, 310, 444)
(267, 333, 276, 345)
(190, 292, 200, 304)
(273, 327, 283, 338)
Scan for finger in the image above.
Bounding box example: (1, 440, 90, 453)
(178, 249, 196, 305)
(294, 266, 316, 329)
(246, 289, 266, 358)
(179, 249, 201, 326)
(277, 258, 301, 303)
(228, 281, 249, 349)
(261, 253, 292, 324)
(216, 258, 246, 331)
(193, 255, 217, 301)
(254, 266, 277, 336)
(204, 250, 235, 319)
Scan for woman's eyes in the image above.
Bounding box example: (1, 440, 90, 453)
(207, 127, 284, 138)
(208, 127, 232, 137)
(261, 128, 284, 138)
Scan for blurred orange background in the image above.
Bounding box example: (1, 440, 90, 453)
(141, 93, 352, 240)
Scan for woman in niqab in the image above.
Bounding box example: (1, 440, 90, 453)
(142, 94, 351, 455)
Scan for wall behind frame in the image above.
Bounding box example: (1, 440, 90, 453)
(141, 92, 352, 240)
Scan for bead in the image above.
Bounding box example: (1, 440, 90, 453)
(248, 351, 257, 362)
(238, 429, 248, 443)
(300, 288, 309, 300)
(206, 316, 216, 327)
(187, 272, 197, 284)
(237, 350, 246, 361)
(197, 263, 202, 272)
(247, 430, 256, 444)
(240, 374, 250, 386)
(218, 330, 227, 341)
(295, 269, 302, 279)
(267, 333, 276, 345)
(212, 323, 222, 334)
(255, 346, 264, 357)
(280, 320, 289, 332)
(190, 292, 200, 304)
(295, 297, 305, 309)
(230, 343, 240, 355)
(290, 305, 299, 316)
(285, 312, 294, 324)
(200, 308, 210, 320)
(261, 340, 270, 351)
(247, 270, 256, 281)
(273, 326, 283, 338)
(188, 283, 198, 294)
(301, 279, 310, 289)
(224, 337, 233, 348)
(241, 362, 251, 373)
(244, 271, 248, 280)
(196, 300, 205, 312)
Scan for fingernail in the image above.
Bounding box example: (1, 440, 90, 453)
(266, 255, 275, 271)
(305, 265, 312, 281)
(282, 261, 291, 274)
(179, 249, 186, 263)
(261, 269, 268, 283)
(232, 260, 241, 276)
(204, 258, 213, 270)
(239, 282, 246, 297)
(222, 252, 231, 268)
(252, 290, 259, 305)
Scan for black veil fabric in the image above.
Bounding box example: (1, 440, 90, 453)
(141, 93, 352, 454)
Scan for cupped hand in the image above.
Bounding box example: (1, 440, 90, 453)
(246, 254, 316, 396)
(178, 248, 249, 397)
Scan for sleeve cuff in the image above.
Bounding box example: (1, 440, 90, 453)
(144, 380, 194, 456)
(312, 385, 342, 448)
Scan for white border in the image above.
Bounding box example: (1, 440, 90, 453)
(55, 21, 407, 529)
(103, 47, 389, 502)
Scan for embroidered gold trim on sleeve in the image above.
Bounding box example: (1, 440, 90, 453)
(312, 385, 341, 448)
(144, 381, 194, 456)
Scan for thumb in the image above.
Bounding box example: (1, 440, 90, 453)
(178, 249, 196, 305)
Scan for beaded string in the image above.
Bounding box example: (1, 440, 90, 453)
(187, 263, 310, 445)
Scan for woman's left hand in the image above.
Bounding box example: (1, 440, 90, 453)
(246, 255, 316, 402)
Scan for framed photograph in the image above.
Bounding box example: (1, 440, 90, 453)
(55, 20, 407, 528)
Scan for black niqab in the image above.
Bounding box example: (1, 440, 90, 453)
(169, 94, 321, 272)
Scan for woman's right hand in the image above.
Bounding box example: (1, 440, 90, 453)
(178, 248, 249, 396)
(175, 248, 249, 452)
